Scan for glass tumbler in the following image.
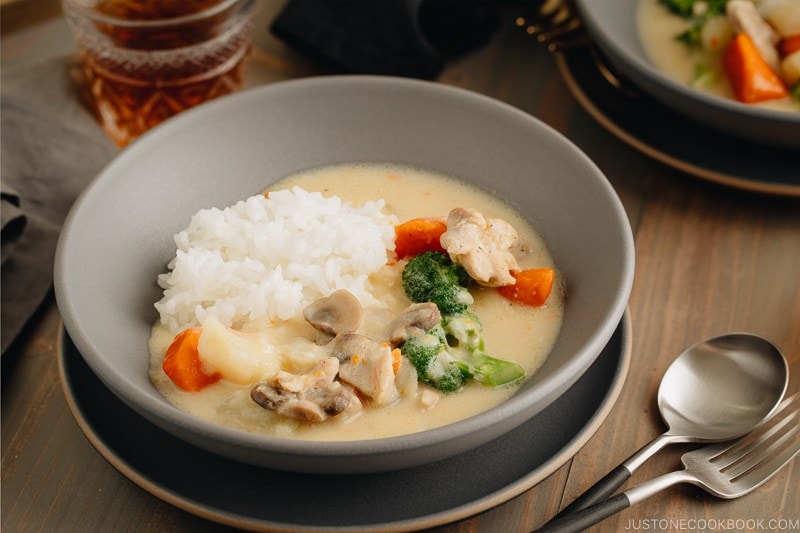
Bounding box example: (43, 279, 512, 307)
(62, 0, 256, 146)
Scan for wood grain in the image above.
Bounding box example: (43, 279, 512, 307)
(2, 3, 798, 533)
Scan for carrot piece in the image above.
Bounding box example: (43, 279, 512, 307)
(394, 217, 448, 259)
(496, 268, 555, 307)
(723, 32, 789, 103)
(162, 327, 221, 391)
(391, 348, 402, 375)
(779, 34, 800, 56)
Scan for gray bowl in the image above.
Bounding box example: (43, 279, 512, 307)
(54, 76, 634, 474)
(575, 0, 800, 150)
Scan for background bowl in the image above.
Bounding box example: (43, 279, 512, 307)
(575, 0, 800, 150)
(55, 76, 634, 474)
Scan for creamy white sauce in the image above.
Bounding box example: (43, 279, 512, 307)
(638, 0, 799, 112)
(149, 163, 564, 441)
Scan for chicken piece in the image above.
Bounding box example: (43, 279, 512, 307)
(329, 333, 399, 406)
(250, 357, 360, 422)
(782, 49, 800, 84)
(758, 0, 800, 38)
(418, 388, 441, 409)
(440, 207, 520, 287)
(385, 302, 442, 346)
(728, 0, 782, 72)
(394, 356, 419, 398)
(273, 356, 339, 392)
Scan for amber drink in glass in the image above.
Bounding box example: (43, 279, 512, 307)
(63, 0, 255, 146)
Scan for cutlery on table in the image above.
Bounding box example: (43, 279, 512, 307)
(556, 334, 788, 516)
(536, 392, 800, 533)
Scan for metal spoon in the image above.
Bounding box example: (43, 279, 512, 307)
(555, 333, 788, 516)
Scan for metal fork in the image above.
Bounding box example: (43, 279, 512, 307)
(535, 392, 800, 533)
(515, 0, 639, 97)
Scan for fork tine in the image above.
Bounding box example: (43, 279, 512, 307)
(711, 393, 799, 466)
(729, 424, 800, 488)
(722, 412, 799, 478)
(537, 0, 565, 19)
(711, 393, 800, 480)
(536, 17, 583, 43)
(518, 1, 574, 37)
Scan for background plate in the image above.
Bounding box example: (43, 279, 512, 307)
(59, 314, 630, 532)
(556, 47, 800, 197)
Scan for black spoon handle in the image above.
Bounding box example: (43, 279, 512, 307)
(554, 464, 631, 517)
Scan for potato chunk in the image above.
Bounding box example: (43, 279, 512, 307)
(198, 315, 281, 384)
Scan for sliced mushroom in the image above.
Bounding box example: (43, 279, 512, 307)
(251, 382, 358, 422)
(303, 289, 362, 336)
(250, 357, 360, 422)
(329, 333, 399, 406)
(385, 302, 442, 346)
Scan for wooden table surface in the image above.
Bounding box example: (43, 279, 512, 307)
(2, 2, 798, 532)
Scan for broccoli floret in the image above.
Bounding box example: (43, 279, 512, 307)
(400, 323, 464, 393)
(659, 0, 695, 16)
(791, 83, 800, 103)
(661, 0, 728, 47)
(401, 251, 473, 315)
(691, 63, 718, 89)
(675, 23, 704, 46)
(442, 313, 525, 387)
(400, 262, 525, 391)
(434, 364, 466, 393)
(442, 311, 484, 353)
(659, 0, 725, 17)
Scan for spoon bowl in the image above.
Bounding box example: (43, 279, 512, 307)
(658, 334, 788, 442)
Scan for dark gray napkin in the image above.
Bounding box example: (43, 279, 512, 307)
(1, 56, 118, 353)
(270, 0, 502, 79)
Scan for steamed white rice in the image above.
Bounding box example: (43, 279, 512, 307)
(154, 187, 397, 333)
